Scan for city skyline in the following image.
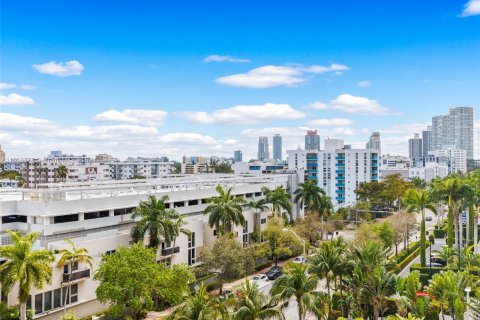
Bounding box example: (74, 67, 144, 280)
(1, 1, 480, 160)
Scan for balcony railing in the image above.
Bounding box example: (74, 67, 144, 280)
(161, 246, 180, 256)
(62, 268, 90, 283)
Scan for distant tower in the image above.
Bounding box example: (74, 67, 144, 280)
(0, 145, 5, 163)
(257, 137, 269, 161)
(305, 130, 320, 151)
(233, 150, 243, 162)
(409, 133, 423, 159)
(272, 134, 282, 161)
(422, 126, 432, 157)
(366, 132, 381, 150)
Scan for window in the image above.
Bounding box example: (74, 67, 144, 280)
(188, 232, 196, 266)
(2, 215, 27, 224)
(260, 218, 267, 224)
(188, 199, 199, 206)
(201, 198, 208, 204)
(254, 192, 262, 197)
(54, 214, 79, 224)
(105, 249, 116, 255)
(35, 294, 43, 314)
(44, 291, 52, 312)
(174, 201, 185, 208)
(53, 289, 62, 308)
(84, 210, 109, 220)
(70, 284, 78, 303)
(242, 221, 249, 246)
(114, 208, 126, 216)
(213, 229, 217, 236)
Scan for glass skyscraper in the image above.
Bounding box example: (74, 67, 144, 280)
(273, 134, 282, 161)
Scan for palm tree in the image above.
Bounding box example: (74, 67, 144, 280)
(404, 188, 436, 267)
(231, 280, 285, 320)
(365, 266, 397, 319)
(313, 194, 334, 225)
(57, 239, 94, 313)
(204, 185, 246, 235)
(427, 270, 469, 320)
(131, 195, 177, 248)
(0, 231, 54, 320)
(247, 198, 270, 237)
(262, 186, 292, 220)
(431, 176, 473, 248)
(270, 263, 318, 320)
(57, 164, 68, 182)
(170, 214, 191, 265)
(410, 177, 427, 189)
(432, 246, 457, 268)
(294, 180, 326, 212)
(169, 283, 227, 320)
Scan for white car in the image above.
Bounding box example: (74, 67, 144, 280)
(293, 256, 307, 264)
(251, 274, 269, 285)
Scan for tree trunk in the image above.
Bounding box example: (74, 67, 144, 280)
(63, 262, 72, 313)
(420, 208, 426, 267)
(19, 302, 27, 320)
(468, 204, 474, 246)
(298, 298, 304, 320)
(447, 197, 454, 247)
(219, 282, 223, 295)
(170, 237, 177, 268)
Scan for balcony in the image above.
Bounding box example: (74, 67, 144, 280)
(335, 183, 345, 187)
(336, 162, 345, 167)
(161, 246, 180, 256)
(307, 176, 318, 180)
(62, 269, 90, 283)
(336, 190, 345, 194)
(335, 169, 345, 174)
(371, 170, 378, 174)
(307, 169, 318, 173)
(335, 196, 345, 201)
(335, 156, 345, 160)
(371, 155, 378, 160)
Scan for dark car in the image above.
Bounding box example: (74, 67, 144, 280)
(266, 266, 283, 280)
(430, 256, 447, 266)
(428, 262, 446, 268)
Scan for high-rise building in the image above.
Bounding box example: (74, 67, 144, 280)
(409, 133, 423, 159)
(233, 150, 243, 162)
(366, 132, 381, 150)
(288, 139, 380, 207)
(431, 107, 475, 159)
(273, 134, 282, 161)
(305, 130, 320, 151)
(257, 137, 269, 161)
(422, 126, 432, 157)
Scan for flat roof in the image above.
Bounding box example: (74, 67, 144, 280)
(0, 174, 290, 203)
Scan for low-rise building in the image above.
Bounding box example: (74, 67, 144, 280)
(0, 174, 301, 320)
(232, 161, 287, 174)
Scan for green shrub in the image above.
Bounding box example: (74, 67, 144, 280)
(433, 229, 445, 238)
(255, 260, 272, 271)
(61, 311, 79, 320)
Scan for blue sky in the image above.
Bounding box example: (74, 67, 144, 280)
(1, 0, 479, 160)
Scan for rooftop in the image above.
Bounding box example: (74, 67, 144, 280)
(0, 174, 289, 203)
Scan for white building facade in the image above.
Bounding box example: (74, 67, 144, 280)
(287, 139, 380, 207)
(0, 174, 302, 320)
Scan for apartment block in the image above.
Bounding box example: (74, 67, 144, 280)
(287, 139, 380, 207)
(0, 174, 301, 320)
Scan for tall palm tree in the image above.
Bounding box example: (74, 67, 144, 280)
(170, 214, 191, 265)
(57, 164, 68, 182)
(231, 280, 285, 320)
(262, 186, 292, 220)
(308, 241, 341, 319)
(204, 185, 246, 235)
(131, 195, 177, 248)
(0, 231, 54, 320)
(404, 188, 436, 267)
(168, 283, 227, 320)
(247, 198, 269, 236)
(313, 194, 334, 225)
(270, 263, 318, 320)
(410, 177, 427, 189)
(294, 180, 326, 212)
(431, 175, 473, 248)
(57, 239, 94, 313)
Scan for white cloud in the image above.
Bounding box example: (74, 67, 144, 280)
(307, 102, 328, 110)
(20, 84, 37, 90)
(462, 0, 480, 16)
(0, 93, 35, 106)
(180, 103, 305, 124)
(307, 118, 353, 127)
(32, 60, 84, 77)
(0, 113, 53, 130)
(204, 55, 250, 63)
(329, 94, 396, 115)
(94, 109, 168, 126)
(380, 122, 430, 135)
(216, 63, 349, 88)
(357, 80, 372, 87)
(158, 133, 219, 145)
(0, 83, 16, 90)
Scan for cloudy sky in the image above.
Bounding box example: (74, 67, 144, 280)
(1, 0, 479, 161)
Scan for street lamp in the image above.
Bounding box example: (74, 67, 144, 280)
(282, 228, 306, 258)
(465, 287, 471, 319)
(429, 241, 432, 275)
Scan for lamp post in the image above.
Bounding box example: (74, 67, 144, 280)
(429, 241, 432, 276)
(465, 286, 471, 320)
(283, 228, 306, 258)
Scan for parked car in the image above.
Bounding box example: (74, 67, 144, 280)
(425, 216, 433, 221)
(251, 274, 269, 285)
(293, 256, 307, 264)
(266, 266, 283, 280)
(430, 256, 447, 266)
(428, 262, 445, 268)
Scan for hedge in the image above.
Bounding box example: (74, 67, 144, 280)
(433, 228, 445, 238)
(410, 265, 480, 277)
(390, 242, 431, 274)
(255, 260, 273, 271)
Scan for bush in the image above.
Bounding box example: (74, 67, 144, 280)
(61, 311, 79, 320)
(433, 229, 445, 238)
(255, 259, 272, 271)
(390, 241, 430, 274)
